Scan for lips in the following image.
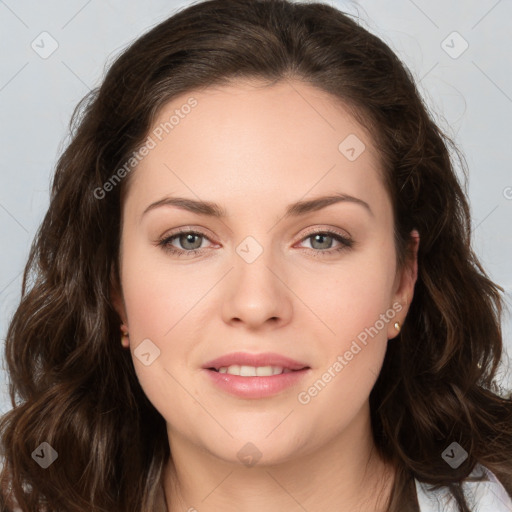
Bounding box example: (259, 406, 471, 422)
(202, 352, 311, 398)
(202, 352, 310, 372)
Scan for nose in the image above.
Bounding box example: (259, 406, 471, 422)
(221, 245, 293, 330)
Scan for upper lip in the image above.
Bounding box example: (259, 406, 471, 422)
(203, 352, 309, 371)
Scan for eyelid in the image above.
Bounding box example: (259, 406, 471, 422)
(296, 225, 352, 241)
(159, 225, 216, 242)
(159, 226, 349, 243)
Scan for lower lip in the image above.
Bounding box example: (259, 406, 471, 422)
(203, 368, 311, 399)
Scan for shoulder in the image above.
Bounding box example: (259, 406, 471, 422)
(415, 463, 512, 512)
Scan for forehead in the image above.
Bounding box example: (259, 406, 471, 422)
(123, 79, 387, 215)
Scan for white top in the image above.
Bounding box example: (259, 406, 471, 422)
(415, 464, 512, 511)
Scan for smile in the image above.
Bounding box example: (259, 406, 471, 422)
(213, 365, 295, 376)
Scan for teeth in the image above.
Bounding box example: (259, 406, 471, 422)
(217, 365, 293, 376)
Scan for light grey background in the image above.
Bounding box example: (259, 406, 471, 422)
(1, 0, 511, 412)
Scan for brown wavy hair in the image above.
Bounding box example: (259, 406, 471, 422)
(1, 0, 511, 510)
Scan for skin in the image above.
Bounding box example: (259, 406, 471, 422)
(112, 79, 419, 511)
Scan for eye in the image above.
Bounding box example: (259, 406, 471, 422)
(296, 229, 353, 256)
(157, 229, 214, 257)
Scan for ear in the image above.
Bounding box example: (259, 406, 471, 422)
(387, 229, 419, 339)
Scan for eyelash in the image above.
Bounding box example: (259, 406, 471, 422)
(157, 228, 354, 258)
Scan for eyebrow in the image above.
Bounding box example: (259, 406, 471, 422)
(141, 192, 373, 221)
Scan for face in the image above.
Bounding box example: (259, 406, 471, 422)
(113, 79, 417, 466)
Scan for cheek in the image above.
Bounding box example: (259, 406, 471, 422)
(120, 240, 207, 338)
(295, 268, 394, 430)
(119, 251, 205, 424)
(305, 244, 396, 342)
(298, 240, 396, 400)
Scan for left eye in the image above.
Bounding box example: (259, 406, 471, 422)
(158, 231, 209, 254)
(298, 231, 352, 251)
(157, 229, 353, 257)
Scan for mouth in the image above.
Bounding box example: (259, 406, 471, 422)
(207, 365, 309, 376)
(201, 352, 311, 398)
(202, 351, 310, 376)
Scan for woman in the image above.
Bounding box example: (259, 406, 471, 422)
(1, 0, 511, 510)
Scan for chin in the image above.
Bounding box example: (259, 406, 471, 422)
(200, 428, 309, 468)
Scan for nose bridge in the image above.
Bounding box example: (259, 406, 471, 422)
(234, 232, 280, 299)
(221, 232, 292, 326)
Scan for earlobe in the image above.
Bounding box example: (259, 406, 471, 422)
(120, 324, 130, 348)
(387, 303, 405, 340)
(388, 229, 420, 339)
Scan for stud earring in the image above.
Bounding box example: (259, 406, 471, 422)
(394, 321, 401, 333)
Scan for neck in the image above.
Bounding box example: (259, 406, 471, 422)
(162, 402, 396, 512)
